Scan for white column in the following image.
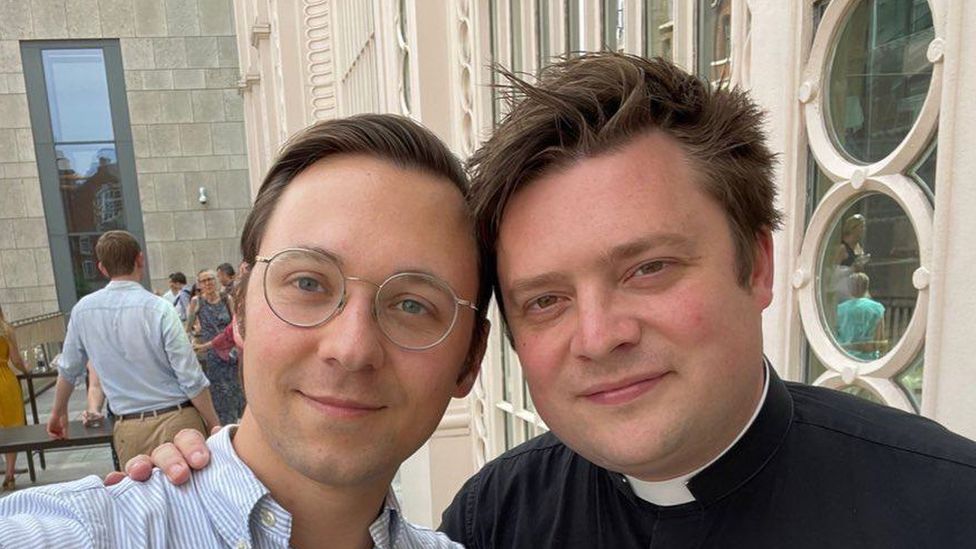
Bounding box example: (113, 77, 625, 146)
(922, 0, 976, 438)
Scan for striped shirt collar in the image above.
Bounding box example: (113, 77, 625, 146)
(195, 426, 413, 548)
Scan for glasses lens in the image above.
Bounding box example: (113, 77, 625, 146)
(376, 273, 458, 349)
(265, 250, 344, 327)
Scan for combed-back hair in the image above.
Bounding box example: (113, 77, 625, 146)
(469, 52, 782, 313)
(235, 114, 490, 367)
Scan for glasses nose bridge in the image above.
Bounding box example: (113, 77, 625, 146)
(335, 275, 383, 318)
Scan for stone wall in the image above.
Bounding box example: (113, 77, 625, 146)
(0, 0, 250, 321)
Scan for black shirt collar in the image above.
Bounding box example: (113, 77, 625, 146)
(685, 364, 793, 506)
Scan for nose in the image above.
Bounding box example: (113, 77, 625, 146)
(315, 283, 385, 372)
(569, 288, 641, 361)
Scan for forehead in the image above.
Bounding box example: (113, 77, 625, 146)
(497, 133, 724, 275)
(262, 155, 478, 290)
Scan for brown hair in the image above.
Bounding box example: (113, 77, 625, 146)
(469, 52, 782, 314)
(235, 114, 490, 366)
(95, 230, 142, 277)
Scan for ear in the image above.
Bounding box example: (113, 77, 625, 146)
(135, 252, 145, 269)
(453, 318, 491, 398)
(97, 262, 110, 279)
(750, 229, 775, 310)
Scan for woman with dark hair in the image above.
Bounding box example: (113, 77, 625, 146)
(0, 305, 29, 490)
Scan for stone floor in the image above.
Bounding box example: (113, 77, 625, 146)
(1, 378, 116, 497)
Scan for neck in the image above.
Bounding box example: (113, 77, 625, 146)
(636, 358, 767, 482)
(111, 273, 141, 283)
(232, 412, 389, 549)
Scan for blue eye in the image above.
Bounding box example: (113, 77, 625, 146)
(296, 277, 322, 292)
(396, 299, 428, 315)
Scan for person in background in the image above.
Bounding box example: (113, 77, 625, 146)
(47, 230, 220, 466)
(186, 269, 243, 425)
(215, 263, 236, 297)
(164, 272, 193, 322)
(0, 304, 29, 491)
(836, 272, 887, 360)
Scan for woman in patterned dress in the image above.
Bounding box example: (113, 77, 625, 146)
(185, 270, 244, 425)
(0, 305, 29, 490)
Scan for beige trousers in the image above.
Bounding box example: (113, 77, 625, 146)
(112, 406, 207, 467)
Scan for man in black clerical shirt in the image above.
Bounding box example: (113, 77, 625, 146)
(128, 53, 976, 548)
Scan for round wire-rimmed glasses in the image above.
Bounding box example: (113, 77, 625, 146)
(255, 247, 478, 351)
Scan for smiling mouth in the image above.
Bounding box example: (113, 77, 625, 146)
(581, 373, 670, 406)
(298, 392, 386, 418)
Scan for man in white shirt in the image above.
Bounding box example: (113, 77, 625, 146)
(0, 114, 486, 549)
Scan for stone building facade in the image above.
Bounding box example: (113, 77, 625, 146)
(0, 0, 250, 321)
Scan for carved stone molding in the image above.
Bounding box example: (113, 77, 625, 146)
(304, 0, 338, 120)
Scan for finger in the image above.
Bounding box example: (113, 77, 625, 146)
(124, 455, 155, 481)
(173, 428, 210, 470)
(104, 471, 127, 486)
(149, 443, 191, 485)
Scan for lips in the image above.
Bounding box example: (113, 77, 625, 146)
(298, 392, 386, 418)
(581, 372, 670, 406)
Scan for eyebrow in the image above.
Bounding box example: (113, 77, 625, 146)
(604, 234, 696, 265)
(506, 233, 697, 298)
(288, 244, 346, 268)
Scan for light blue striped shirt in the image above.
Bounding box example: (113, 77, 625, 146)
(60, 280, 210, 414)
(0, 427, 460, 548)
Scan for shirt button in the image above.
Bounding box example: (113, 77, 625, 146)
(236, 541, 250, 549)
(260, 509, 277, 527)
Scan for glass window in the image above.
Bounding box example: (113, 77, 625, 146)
(42, 49, 114, 143)
(536, 0, 551, 68)
(511, 0, 524, 73)
(897, 352, 923, 409)
(697, 0, 732, 85)
(644, 0, 674, 59)
(22, 41, 142, 308)
(910, 140, 936, 202)
(827, 0, 934, 163)
(817, 193, 920, 363)
(565, 0, 582, 54)
(813, 0, 831, 33)
(602, 0, 624, 51)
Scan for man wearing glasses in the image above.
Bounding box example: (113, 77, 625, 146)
(0, 114, 486, 549)
(128, 53, 976, 547)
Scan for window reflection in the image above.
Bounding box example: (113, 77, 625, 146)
(910, 141, 937, 202)
(697, 0, 732, 85)
(602, 0, 624, 52)
(819, 193, 919, 362)
(827, 0, 934, 163)
(644, 0, 673, 59)
(42, 49, 114, 143)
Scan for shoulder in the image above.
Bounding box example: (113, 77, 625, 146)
(0, 476, 110, 546)
(468, 432, 580, 490)
(441, 433, 586, 527)
(396, 518, 463, 548)
(786, 382, 976, 470)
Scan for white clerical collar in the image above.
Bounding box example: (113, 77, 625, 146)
(626, 360, 770, 506)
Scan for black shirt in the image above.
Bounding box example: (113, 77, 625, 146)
(440, 368, 976, 548)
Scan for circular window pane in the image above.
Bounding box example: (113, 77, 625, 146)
(840, 384, 884, 405)
(818, 193, 920, 362)
(827, 0, 935, 164)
